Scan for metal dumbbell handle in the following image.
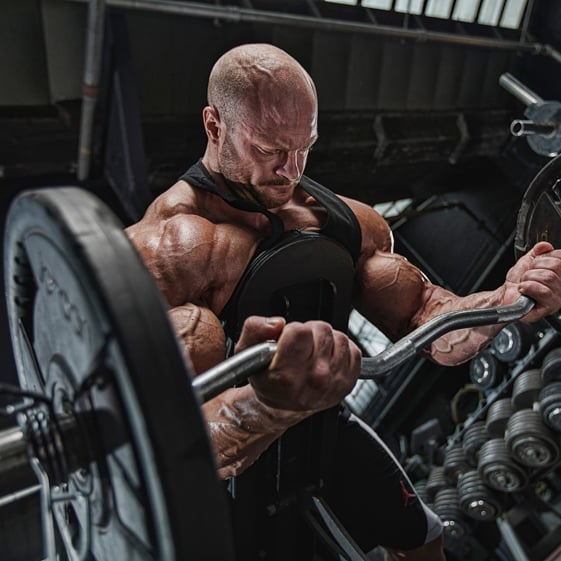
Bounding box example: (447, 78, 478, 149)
(499, 73, 543, 107)
(193, 295, 535, 402)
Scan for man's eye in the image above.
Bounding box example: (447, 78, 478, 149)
(256, 146, 280, 156)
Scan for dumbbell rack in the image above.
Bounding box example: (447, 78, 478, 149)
(435, 323, 561, 560)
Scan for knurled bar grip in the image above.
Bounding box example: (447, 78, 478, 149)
(193, 295, 535, 403)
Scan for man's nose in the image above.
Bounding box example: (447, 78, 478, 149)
(276, 151, 302, 182)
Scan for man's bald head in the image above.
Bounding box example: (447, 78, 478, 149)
(207, 43, 317, 128)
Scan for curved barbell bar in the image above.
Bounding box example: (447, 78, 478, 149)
(193, 295, 535, 403)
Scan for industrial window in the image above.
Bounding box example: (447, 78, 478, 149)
(325, 0, 529, 30)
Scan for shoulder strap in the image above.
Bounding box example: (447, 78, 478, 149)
(179, 159, 284, 244)
(299, 175, 362, 264)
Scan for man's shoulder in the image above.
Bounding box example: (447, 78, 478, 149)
(146, 179, 207, 219)
(338, 196, 393, 253)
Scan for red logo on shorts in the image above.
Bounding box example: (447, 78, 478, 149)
(400, 480, 416, 508)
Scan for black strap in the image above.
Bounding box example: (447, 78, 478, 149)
(298, 175, 362, 264)
(179, 159, 284, 249)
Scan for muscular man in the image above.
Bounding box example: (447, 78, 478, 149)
(126, 44, 561, 560)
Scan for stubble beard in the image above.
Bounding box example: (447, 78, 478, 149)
(218, 137, 294, 209)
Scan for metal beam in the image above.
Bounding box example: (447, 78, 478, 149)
(66, 0, 560, 57)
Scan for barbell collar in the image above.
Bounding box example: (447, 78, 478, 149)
(194, 296, 535, 402)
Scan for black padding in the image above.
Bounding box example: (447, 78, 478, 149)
(222, 231, 356, 341)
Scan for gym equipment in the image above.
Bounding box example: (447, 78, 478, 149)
(462, 421, 489, 468)
(457, 470, 502, 522)
(433, 488, 469, 541)
(538, 381, 561, 431)
(485, 398, 514, 439)
(478, 438, 528, 493)
(490, 322, 538, 363)
(511, 368, 543, 410)
(499, 72, 561, 158)
(425, 465, 448, 500)
(514, 149, 561, 260)
(195, 296, 535, 401)
(197, 152, 561, 399)
(505, 409, 560, 468)
(2, 146, 561, 560)
(1, 187, 235, 561)
(541, 347, 561, 383)
(443, 445, 469, 485)
(469, 349, 506, 391)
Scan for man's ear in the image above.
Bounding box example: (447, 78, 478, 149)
(203, 106, 221, 143)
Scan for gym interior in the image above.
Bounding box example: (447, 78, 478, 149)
(2, 1, 561, 560)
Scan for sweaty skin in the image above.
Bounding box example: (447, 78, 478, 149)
(126, 45, 561, 484)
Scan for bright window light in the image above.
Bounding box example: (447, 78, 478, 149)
(331, 0, 527, 29)
(346, 198, 412, 416)
(361, 0, 393, 10)
(345, 377, 380, 416)
(374, 198, 412, 218)
(478, 0, 503, 26)
(425, 0, 454, 19)
(500, 0, 528, 29)
(452, 0, 480, 22)
(394, 0, 425, 14)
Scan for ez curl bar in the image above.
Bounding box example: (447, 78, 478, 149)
(193, 295, 535, 402)
(0, 150, 560, 561)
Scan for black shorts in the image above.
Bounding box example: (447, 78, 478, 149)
(324, 410, 442, 552)
(228, 407, 442, 559)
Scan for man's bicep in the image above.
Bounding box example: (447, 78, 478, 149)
(168, 303, 226, 375)
(354, 250, 433, 342)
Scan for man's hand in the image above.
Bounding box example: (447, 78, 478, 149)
(503, 242, 561, 322)
(235, 316, 362, 412)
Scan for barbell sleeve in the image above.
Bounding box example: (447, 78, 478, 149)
(499, 73, 543, 107)
(510, 120, 557, 137)
(193, 296, 535, 403)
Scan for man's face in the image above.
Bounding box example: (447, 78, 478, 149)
(216, 98, 318, 209)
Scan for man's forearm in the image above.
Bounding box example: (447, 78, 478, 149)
(201, 385, 311, 479)
(416, 287, 507, 366)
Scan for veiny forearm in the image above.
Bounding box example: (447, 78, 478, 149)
(201, 385, 311, 479)
(413, 285, 508, 366)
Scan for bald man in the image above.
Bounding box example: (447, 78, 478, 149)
(126, 43, 561, 560)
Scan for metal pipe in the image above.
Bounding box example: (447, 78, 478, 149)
(497, 516, 531, 561)
(0, 484, 40, 509)
(77, 0, 106, 182)
(66, 0, 554, 54)
(499, 72, 543, 107)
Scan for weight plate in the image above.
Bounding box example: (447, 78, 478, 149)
(515, 153, 561, 259)
(4, 187, 234, 561)
(525, 102, 561, 157)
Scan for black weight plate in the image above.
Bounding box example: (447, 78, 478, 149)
(3, 187, 234, 561)
(515, 154, 561, 259)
